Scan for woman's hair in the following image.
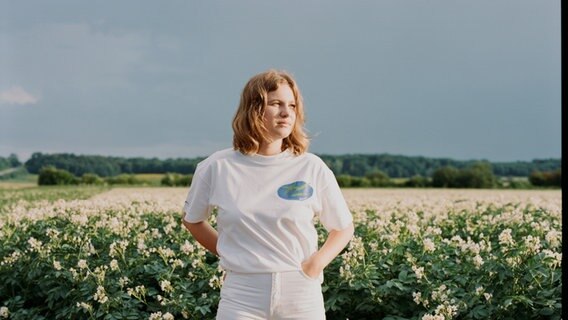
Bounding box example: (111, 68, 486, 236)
(232, 69, 309, 155)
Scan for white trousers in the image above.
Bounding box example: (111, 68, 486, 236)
(216, 270, 326, 320)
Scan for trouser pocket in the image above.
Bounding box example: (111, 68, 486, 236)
(299, 269, 319, 282)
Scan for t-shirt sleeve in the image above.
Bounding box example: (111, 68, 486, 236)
(316, 167, 353, 231)
(183, 163, 214, 223)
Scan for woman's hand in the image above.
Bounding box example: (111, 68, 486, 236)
(301, 254, 325, 279)
(302, 223, 355, 279)
(181, 219, 219, 256)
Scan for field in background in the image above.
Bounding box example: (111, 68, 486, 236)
(0, 173, 532, 189)
(0, 186, 561, 319)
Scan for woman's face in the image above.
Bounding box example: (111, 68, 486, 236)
(262, 84, 297, 143)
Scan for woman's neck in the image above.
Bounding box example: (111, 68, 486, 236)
(258, 140, 283, 156)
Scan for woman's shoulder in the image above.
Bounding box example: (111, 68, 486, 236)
(195, 148, 238, 172)
(207, 148, 237, 160)
(300, 152, 331, 170)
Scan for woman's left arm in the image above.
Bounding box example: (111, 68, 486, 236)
(302, 223, 355, 278)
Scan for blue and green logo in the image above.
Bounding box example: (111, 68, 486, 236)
(277, 181, 313, 201)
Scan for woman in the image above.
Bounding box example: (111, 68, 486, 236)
(182, 69, 354, 319)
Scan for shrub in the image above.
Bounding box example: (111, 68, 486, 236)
(105, 174, 142, 185)
(350, 177, 372, 187)
(529, 170, 561, 187)
(431, 166, 460, 188)
(404, 175, 430, 188)
(81, 173, 105, 185)
(38, 166, 79, 185)
(432, 163, 497, 189)
(336, 175, 353, 188)
(365, 170, 391, 187)
(161, 173, 193, 187)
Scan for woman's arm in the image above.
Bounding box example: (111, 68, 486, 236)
(182, 219, 220, 256)
(301, 222, 355, 278)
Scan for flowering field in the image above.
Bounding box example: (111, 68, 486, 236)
(0, 187, 562, 319)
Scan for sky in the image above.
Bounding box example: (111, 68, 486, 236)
(0, 1, 561, 163)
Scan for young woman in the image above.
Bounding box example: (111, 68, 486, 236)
(182, 69, 354, 319)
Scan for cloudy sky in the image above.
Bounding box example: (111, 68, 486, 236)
(0, 1, 561, 162)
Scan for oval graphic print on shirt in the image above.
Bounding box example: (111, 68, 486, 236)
(277, 181, 314, 201)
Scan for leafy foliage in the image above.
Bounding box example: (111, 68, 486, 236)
(22, 152, 560, 178)
(0, 188, 562, 319)
(431, 163, 497, 188)
(528, 170, 561, 187)
(0, 154, 21, 170)
(161, 174, 193, 187)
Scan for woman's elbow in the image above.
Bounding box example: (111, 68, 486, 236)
(181, 218, 196, 231)
(345, 223, 355, 238)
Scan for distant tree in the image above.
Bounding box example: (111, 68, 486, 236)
(22, 152, 561, 181)
(431, 166, 460, 188)
(350, 176, 371, 187)
(365, 170, 391, 187)
(105, 174, 142, 185)
(38, 166, 78, 185)
(81, 173, 105, 185)
(336, 175, 353, 188)
(457, 162, 496, 188)
(161, 173, 193, 187)
(8, 153, 21, 167)
(404, 175, 430, 188)
(529, 169, 561, 187)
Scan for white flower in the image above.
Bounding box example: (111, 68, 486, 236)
(53, 260, 62, 270)
(119, 276, 129, 287)
(434, 301, 458, 318)
(422, 314, 444, 320)
(541, 249, 562, 268)
(181, 240, 195, 254)
(498, 228, 514, 247)
(76, 301, 93, 312)
(0, 307, 9, 318)
(545, 230, 561, 248)
(160, 280, 173, 293)
(110, 259, 119, 271)
(412, 291, 422, 304)
(171, 259, 184, 268)
(209, 275, 221, 289)
(77, 259, 88, 270)
(524, 235, 541, 254)
(149, 312, 163, 320)
(412, 265, 425, 280)
(472, 255, 484, 269)
(27, 237, 43, 252)
(163, 312, 174, 320)
(423, 238, 436, 253)
(93, 285, 109, 304)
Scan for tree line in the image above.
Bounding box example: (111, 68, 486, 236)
(0, 154, 21, 170)
(37, 166, 193, 187)
(36, 163, 560, 188)
(18, 152, 561, 178)
(335, 162, 560, 189)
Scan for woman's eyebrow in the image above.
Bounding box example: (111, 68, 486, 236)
(268, 98, 295, 104)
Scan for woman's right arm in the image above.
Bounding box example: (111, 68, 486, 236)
(182, 219, 219, 256)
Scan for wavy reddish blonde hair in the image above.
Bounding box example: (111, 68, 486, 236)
(232, 69, 309, 155)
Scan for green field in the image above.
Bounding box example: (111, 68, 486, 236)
(0, 187, 561, 319)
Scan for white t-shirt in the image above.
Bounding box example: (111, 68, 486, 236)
(183, 148, 353, 279)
